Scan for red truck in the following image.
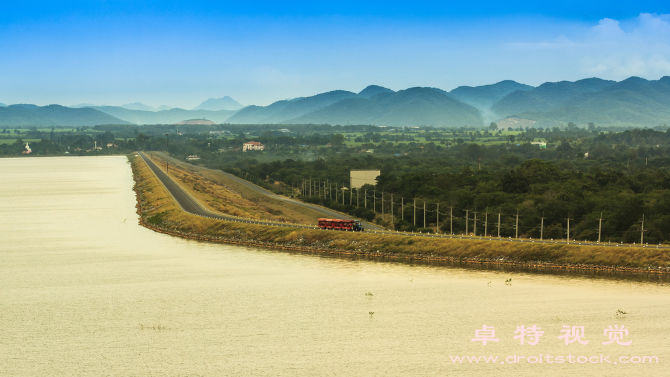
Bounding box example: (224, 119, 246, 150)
(317, 218, 364, 231)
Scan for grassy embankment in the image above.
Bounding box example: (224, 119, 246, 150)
(131, 153, 670, 273)
(146, 152, 327, 223)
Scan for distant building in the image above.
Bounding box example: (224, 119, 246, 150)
(186, 155, 201, 161)
(280, 129, 290, 133)
(530, 141, 547, 148)
(350, 169, 380, 189)
(243, 141, 265, 151)
(22, 143, 31, 154)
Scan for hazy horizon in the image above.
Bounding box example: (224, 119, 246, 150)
(1, 1, 669, 108)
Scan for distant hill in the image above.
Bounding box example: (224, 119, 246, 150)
(7, 76, 668, 129)
(358, 85, 394, 98)
(0, 104, 131, 127)
(448, 80, 534, 110)
(193, 96, 244, 111)
(226, 90, 358, 124)
(120, 102, 174, 112)
(492, 78, 616, 118)
(514, 76, 670, 127)
(89, 106, 237, 125)
(288, 87, 483, 127)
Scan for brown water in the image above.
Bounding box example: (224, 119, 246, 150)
(1, 156, 668, 376)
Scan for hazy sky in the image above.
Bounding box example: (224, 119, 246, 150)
(1, 1, 669, 108)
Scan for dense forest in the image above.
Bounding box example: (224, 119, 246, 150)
(214, 128, 670, 244)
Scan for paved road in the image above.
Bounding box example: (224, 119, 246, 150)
(139, 151, 314, 229)
(139, 151, 382, 231)
(139, 152, 669, 250)
(150, 151, 383, 230)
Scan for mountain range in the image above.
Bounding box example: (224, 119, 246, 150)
(72, 102, 173, 112)
(2, 77, 670, 128)
(86, 106, 237, 125)
(0, 104, 131, 127)
(496, 77, 670, 128)
(284, 87, 483, 127)
(193, 96, 244, 111)
(119, 102, 173, 111)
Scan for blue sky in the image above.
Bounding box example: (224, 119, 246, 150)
(1, 1, 669, 108)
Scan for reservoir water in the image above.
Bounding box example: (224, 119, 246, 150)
(1, 156, 668, 376)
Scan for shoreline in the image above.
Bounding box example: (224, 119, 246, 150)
(130, 154, 670, 276)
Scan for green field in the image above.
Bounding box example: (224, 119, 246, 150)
(0, 139, 40, 145)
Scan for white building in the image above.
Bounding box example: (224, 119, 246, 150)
(243, 141, 265, 151)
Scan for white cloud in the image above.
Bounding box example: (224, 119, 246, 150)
(636, 13, 670, 37)
(591, 18, 625, 40)
(508, 13, 670, 80)
(580, 55, 670, 78)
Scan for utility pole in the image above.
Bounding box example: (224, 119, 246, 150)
(364, 189, 367, 208)
(465, 209, 469, 235)
(540, 212, 545, 240)
(473, 208, 478, 236)
(598, 211, 603, 243)
(640, 214, 646, 244)
(449, 206, 454, 235)
(350, 186, 353, 206)
(381, 192, 384, 216)
(515, 210, 520, 239)
(497, 213, 501, 238)
(391, 194, 394, 224)
(342, 183, 346, 205)
(423, 201, 426, 228)
(401, 197, 404, 221)
(484, 207, 488, 237)
(413, 198, 416, 226)
(436, 203, 440, 234)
